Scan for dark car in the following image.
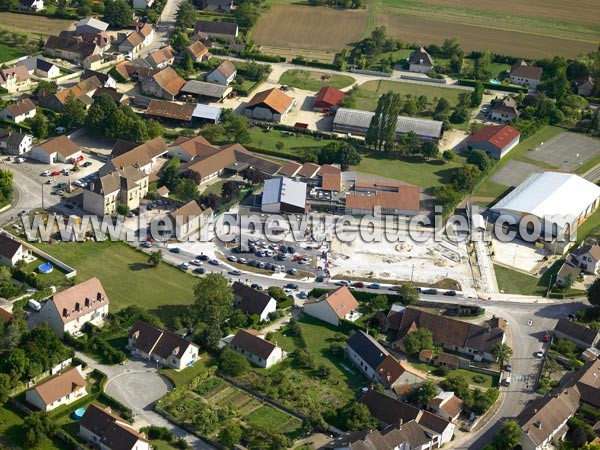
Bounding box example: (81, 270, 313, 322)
(208, 259, 220, 266)
(368, 283, 381, 289)
(567, 314, 575, 321)
(422, 288, 438, 295)
(287, 246, 296, 254)
(443, 290, 457, 296)
(285, 283, 299, 289)
(315, 275, 325, 282)
(169, 247, 181, 254)
(352, 282, 364, 288)
(198, 254, 209, 261)
(388, 285, 401, 291)
(193, 267, 206, 275)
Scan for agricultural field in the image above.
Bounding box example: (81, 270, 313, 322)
(0, 12, 75, 36)
(377, 0, 598, 59)
(0, 43, 23, 63)
(279, 69, 355, 91)
(251, 5, 367, 53)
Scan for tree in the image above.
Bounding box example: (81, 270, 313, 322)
(0, 373, 12, 403)
(241, 168, 266, 185)
(452, 164, 480, 193)
(442, 373, 473, 407)
(170, 30, 189, 52)
(403, 328, 434, 355)
(471, 82, 484, 107)
(397, 283, 419, 305)
(442, 150, 455, 162)
(28, 110, 48, 139)
(194, 274, 234, 323)
(416, 95, 428, 112)
(370, 295, 388, 311)
(493, 420, 521, 449)
(0, 169, 12, 206)
(218, 347, 250, 376)
(174, 178, 199, 203)
(199, 323, 223, 351)
(410, 380, 437, 406)
(221, 181, 241, 201)
(148, 250, 162, 267)
(588, 278, 600, 306)
(221, 109, 251, 144)
(493, 343, 513, 368)
(342, 402, 377, 430)
(450, 106, 469, 124)
(218, 422, 243, 447)
(318, 142, 361, 169)
(23, 411, 56, 448)
(434, 98, 451, 117)
(116, 204, 130, 215)
(466, 149, 492, 172)
(77, 0, 93, 16)
(235, 2, 259, 27)
(474, 51, 492, 81)
(103, 0, 134, 28)
(175, 1, 197, 28)
(60, 93, 86, 129)
(267, 286, 288, 303)
(0, 0, 18, 10)
(366, 91, 402, 151)
(275, 141, 284, 151)
(6, 347, 28, 379)
(420, 141, 439, 160)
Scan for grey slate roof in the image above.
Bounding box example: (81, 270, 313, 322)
(555, 318, 599, 346)
(232, 282, 273, 316)
(333, 108, 442, 139)
(181, 80, 231, 98)
(346, 330, 388, 371)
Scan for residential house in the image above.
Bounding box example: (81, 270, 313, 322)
(83, 54, 103, 71)
(185, 41, 211, 62)
(0, 98, 36, 124)
(556, 254, 583, 286)
(141, 66, 186, 100)
(333, 108, 443, 142)
(179, 142, 281, 185)
(112, 61, 160, 82)
(145, 46, 177, 69)
(564, 359, 600, 409)
(0, 233, 26, 267)
(466, 124, 521, 160)
(101, 136, 168, 175)
(554, 318, 600, 350)
(5, 132, 33, 156)
(510, 60, 543, 89)
(577, 76, 596, 97)
(25, 366, 86, 412)
(194, 20, 238, 41)
(82, 69, 116, 89)
(79, 404, 150, 450)
(168, 134, 217, 162)
(428, 391, 464, 422)
(75, 18, 109, 35)
(320, 165, 342, 193)
(359, 389, 455, 447)
(206, 0, 233, 12)
(207, 60, 237, 85)
(168, 200, 209, 239)
(119, 24, 154, 57)
(408, 47, 434, 73)
(93, 87, 130, 106)
(133, 0, 154, 8)
(19, 0, 44, 11)
(232, 282, 277, 322)
(489, 96, 520, 123)
(45, 35, 100, 64)
(38, 76, 101, 112)
(393, 307, 506, 362)
(278, 161, 302, 178)
(38, 277, 110, 336)
(261, 177, 307, 214)
(244, 88, 295, 122)
(0, 66, 31, 93)
(128, 320, 199, 370)
(303, 286, 359, 326)
(517, 387, 579, 450)
(83, 167, 149, 215)
(16, 56, 59, 78)
(314, 86, 345, 113)
(573, 244, 600, 274)
(297, 162, 321, 180)
(230, 329, 285, 368)
(345, 184, 421, 216)
(30, 135, 82, 164)
(79, 31, 111, 51)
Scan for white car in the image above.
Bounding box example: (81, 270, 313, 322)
(46, 178, 55, 184)
(62, 168, 71, 175)
(238, 257, 247, 264)
(40, 170, 51, 177)
(535, 349, 544, 358)
(190, 259, 203, 266)
(228, 255, 238, 262)
(179, 263, 190, 270)
(15, 157, 25, 163)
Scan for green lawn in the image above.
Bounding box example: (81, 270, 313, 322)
(453, 369, 497, 388)
(0, 43, 22, 63)
(494, 264, 548, 296)
(249, 127, 336, 155)
(489, 63, 510, 79)
(159, 353, 215, 387)
(353, 153, 466, 190)
(279, 69, 355, 91)
(0, 403, 68, 450)
(34, 241, 198, 321)
(575, 207, 600, 245)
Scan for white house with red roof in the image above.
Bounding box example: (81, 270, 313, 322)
(467, 124, 521, 160)
(303, 286, 360, 326)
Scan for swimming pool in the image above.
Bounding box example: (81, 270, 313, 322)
(72, 407, 86, 420)
(489, 79, 501, 85)
(38, 262, 53, 274)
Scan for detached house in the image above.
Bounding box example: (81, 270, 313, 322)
(232, 281, 277, 322)
(38, 76, 102, 112)
(428, 391, 464, 422)
(490, 95, 520, 123)
(45, 35, 100, 64)
(80, 404, 150, 450)
(141, 66, 186, 100)
(19, 0, 44, 11)
(554, 318, 600, 350)
(31, 135, 82, 164)
(38, 277, 110, 336)
(0, 66, 31, 93)
(101, 136, 167, 175)
(128, 320, 199, 370)
(573, 244, 600, 274)
(303, 286, 359, 326)
(0, 233, 26, 267)
(83, 167, 149, 216)
(2, 132, 33, 156)
(16, 56, 59, 78)
(118, 24, 154, 57)
(244, 88, 295, 122)
(408, 47, 434, 73)
(230, 329, 285, 368)
(145, 46, 177, 69)
(194, 20, 238, 41)
(185, 41, 211, 63)
(168, 200, 210, 239)
(0, 98, 36, 124)
(25, 366, 86, 412)
(207, 60, 237, 85)
(510, 60, 543, 89)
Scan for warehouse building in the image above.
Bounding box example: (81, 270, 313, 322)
(466, 124, 521, 160)
(261, 177, 307, 214)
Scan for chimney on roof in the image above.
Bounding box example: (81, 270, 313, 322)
(75, 302, 80, 312)
(85, 298, 90, 307)
(63, 308, 68, 317)
(97, 292, 102, 302)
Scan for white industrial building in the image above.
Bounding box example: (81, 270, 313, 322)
(261, 177, 307, 214)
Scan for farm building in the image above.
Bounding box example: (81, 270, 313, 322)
(193, 20, 238, 41)
(407, 47, 434, 73)
(314, 86, 345, 113)
(333, 108, 442, 141)
(75, 18, 109, 35)
(206, 0, 232, 12)
(207, 60, 237, 85)
(466, 124, 521, 160)
(31, 135, 81, 164)
(261, 177, 307, 214)
(180, 80, 232, 102)
(244, 88, 295, 122)
(16, 56, 59, 79)
(491, 172, 600, 240)
(146, 100, 196, 122)
(185, 41, 211, 62)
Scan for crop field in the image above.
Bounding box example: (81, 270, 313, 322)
(0, 43, 23, 63)
(0, 12, 75, 36)
(251, 5, 367, 52)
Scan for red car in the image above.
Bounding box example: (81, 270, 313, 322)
(71, 155, 84, 163)
(51, 170, 61, 176)
(543, 334, 550, 342)
(352, 282, 364, 288)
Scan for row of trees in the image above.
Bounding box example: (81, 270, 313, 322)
(308, 0, 364, 9)
(0, 169, 13, 207)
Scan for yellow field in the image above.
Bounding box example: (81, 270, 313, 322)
(0, 12, 75, 35)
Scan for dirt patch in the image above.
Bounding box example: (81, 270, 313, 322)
(0, 12, 75, 36)
(377, 13, 597, 59)
(251, 5, 367, 52)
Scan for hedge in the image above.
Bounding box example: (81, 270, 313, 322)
(242, 52, 286, 63)
(458, 79, 528, 93)
(308, 288, 403, 304)
(243, 144, 304, 162)
(291, 57, 338, 71)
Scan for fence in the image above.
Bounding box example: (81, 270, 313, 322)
(400, 74, 447, 84)
(350, 68, 392, 77)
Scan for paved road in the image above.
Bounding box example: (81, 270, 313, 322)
(75, 352, 216, 450)
(139, 0, 185, 57)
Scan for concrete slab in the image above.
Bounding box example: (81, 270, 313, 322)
(526, 132, 600, 171)
(491, 160, 543, 187)
(491, 237, 547, 273)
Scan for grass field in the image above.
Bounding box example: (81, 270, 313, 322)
(251, 5, 367, 52)
(0, 404, 67, 450)
(0, 43, 23, 63)
(34, 241, 198, 320)
(0, 12, 75, 36)
(492, 263, 566, 296)
(249, 127, 335, 155)
(279, 69, 355, 91)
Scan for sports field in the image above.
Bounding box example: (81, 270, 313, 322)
(0, 12, 75, 36)
(251, 5, 367, 52)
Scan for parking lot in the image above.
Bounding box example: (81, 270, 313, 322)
(526, 132, 600, 171)
(491, 160, 543, 187)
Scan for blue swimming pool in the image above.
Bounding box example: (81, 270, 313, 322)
(72, 408, 86, 420)
(38, 262, 53, 274)
(489, 79, 501, 85)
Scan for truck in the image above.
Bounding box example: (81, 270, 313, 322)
(28, 299, 42, 311)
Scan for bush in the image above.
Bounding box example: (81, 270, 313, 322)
(218, 348, 250, 376)
(141, 425, 174, 441)
(458, 79, 528, 93)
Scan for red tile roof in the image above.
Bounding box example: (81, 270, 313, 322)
(468, 124, 520, 150)
(246, 88, 293, 114)
(315, 86, 345, 108)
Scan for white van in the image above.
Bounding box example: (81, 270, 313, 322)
(504, 374, 511, 386)
(28, 299, 42, 311)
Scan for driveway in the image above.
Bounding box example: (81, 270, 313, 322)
(75, 352, 215, 450)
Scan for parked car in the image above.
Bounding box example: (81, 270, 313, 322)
(505, 364, 512, 372)
(251, 284, 264, 291)
(229, 270, 242, 276)
(190, 259, 203, 266)
(51, 171, 61, 176)
(543, 334, 550, 342)
(368, 283, 381, 289)
(297, 291, 308, 299)
(140, 241, 152, 248)
(198, 254, 209, 261)
(228, 255, 238, 262)
(422, 288, 438, 295)
(535, 349, 544, 358)
(288, 268, 297, 275)
(46, 178, 55, 184)
(82, 161, 93, 168)
(169, 247, 181, 254)
(258, 262, 266, 269)
(352, 282, 364, 288)
(193, 267, 206, 275)
(335, 280, 349, 286)
(285, 283, 299, 290)
(179, 263, 190, 270)
(443, 290, 457, 296)
(238, 258, 247, 264)
(15, 157, 25, 163)
(56, 182, 68, 189)
(40, 170, 51, 177)
(315, 275, 325, 282)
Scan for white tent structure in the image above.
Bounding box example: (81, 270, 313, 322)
(491, 172, 600, 236)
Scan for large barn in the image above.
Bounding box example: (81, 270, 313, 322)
(491, 172, 600, 240)
(244, 88, 295, 122)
